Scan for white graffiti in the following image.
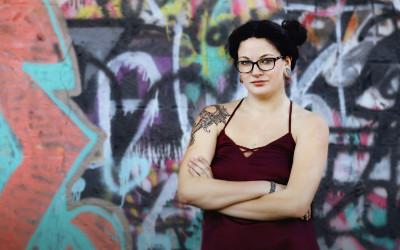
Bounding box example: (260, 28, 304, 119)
(97, 51, 161, 196)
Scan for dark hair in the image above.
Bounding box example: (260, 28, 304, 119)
(226, 19, 307, 70)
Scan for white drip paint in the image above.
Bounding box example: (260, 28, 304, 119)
(97, 66, 117, 192)
(335, 0, 347, 124)
(97, 51, 161, 194)
(141, 0, 167, 25)
(71, 178, 86, 201)
(284, 3, 388, 12)
(137, 174, 178, 250)
(172, 20, 192, 151)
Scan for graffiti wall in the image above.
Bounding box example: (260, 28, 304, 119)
(0, 0, 399, 249)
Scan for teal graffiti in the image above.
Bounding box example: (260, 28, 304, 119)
(367, 203, 387, 227)
(137, 233, 172, 250)
(195, 0, 231, 85)
(345, 201, 394, 249)
(0, 112, 23, 192)
(22, 0, 127, 249)
(184, 211, 203, 250)
(185, 83, 201, 103)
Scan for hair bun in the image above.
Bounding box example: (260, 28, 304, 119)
(281, 20, 307, 46)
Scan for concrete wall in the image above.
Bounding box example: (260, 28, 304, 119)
(0, 0, 399, 249)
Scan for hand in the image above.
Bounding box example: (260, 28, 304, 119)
(275, 183, 286, 192)
(301, 208, 312, 221)
(188, 157, 213, 178)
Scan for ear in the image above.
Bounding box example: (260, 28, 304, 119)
(284, 56, 292, 69)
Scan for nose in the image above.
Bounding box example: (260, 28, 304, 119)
(251, 64, 263, 76)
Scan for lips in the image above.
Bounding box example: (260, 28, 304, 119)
(250, 80, 268, 85)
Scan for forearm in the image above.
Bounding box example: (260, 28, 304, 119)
(218, 189, 305, 220)
(178, 177, 270, 210)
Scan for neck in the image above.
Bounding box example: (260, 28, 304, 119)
(244, 90, 289, 115)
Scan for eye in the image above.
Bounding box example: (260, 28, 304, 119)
(259, 58, 274, 65)
(238, 61, 251, 65)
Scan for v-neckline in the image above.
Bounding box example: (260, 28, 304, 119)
(221, 129, 293, 152)
(218, 98, 294, 158)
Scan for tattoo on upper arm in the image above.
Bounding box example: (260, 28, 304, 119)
(189, 105, 230, 146)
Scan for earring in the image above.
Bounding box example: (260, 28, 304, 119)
(285, 67, 292, 78)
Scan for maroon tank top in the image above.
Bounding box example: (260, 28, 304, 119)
(201, 99, 319, 250)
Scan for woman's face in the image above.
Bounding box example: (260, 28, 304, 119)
(237, 37, 290, 97)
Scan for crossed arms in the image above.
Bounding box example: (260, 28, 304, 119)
(177, 104, 329, 221)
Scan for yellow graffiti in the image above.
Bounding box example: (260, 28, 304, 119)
(180, 35, 198, 67)
(160, 0, 189, 17)
(75, 0, 122, 18)
(246, 0, 256, 9)
(77, 5, 103, 19)
(148, 167, 159, 186)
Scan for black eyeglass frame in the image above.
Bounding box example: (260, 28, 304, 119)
(235, 56, 285, 73)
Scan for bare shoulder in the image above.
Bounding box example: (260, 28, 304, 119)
(189, 99, 242, 146)
(194, 99, 241, 124)
(201, 99, 241, 112)
(291, 103, 329, 142)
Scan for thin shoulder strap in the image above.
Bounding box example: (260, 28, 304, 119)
(289, 100, 293, 133)
(223, 98, 244, 130)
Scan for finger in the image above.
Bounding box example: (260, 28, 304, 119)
(196, 165, 212, 178)
(198, 157, 210, 166)
(306, 210, 311, 220)
(276, 184, 284, 191)
(203, 168, 212, 178)
(189, 159, 202, 168)
(301, 210, 309, 220)
(198, 159, 212, 172)
(190, 159, 213, 178)
(189, 167, 201, 176)
(192, 158, 209, 169)
(201, 167, 212, 178)
(191, 165, 209, 178)
(188, 167, 199, 177)
(190, 158, 204, 168)
(189, 167, 200, 177)
(191, 157, 204, 164)
(191, 159, 210, 172)
(189, 164, 203, 176)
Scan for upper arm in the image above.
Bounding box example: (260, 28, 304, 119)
(286, 114, 329, 214)
(177, 104, 230, 196)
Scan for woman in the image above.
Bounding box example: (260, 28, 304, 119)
(178, 19, 329, 250)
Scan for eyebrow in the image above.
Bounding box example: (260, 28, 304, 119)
(238, 54, 275, 60)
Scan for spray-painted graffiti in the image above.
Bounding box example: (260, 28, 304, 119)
(0, 0, 130, 249)
(0, 0, 399, 249)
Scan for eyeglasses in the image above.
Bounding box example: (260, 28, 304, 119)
(235, 56, 284, 73)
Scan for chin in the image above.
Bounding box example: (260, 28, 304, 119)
(247, 84, 272, 93)
(249, 88, 283, 100)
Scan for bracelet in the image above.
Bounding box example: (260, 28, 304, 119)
(269, 181, 276, 193)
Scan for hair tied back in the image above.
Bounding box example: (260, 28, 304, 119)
(281, 20, 307, 47)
